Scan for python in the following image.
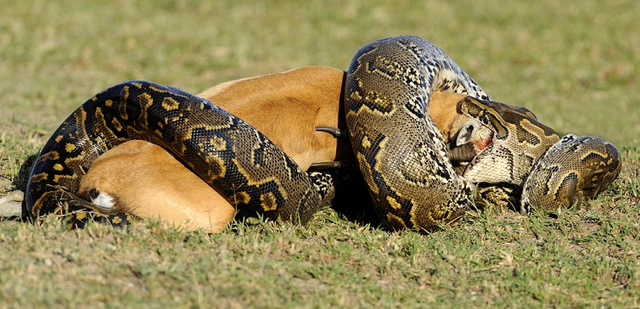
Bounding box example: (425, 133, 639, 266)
(75, 66, 489, 232)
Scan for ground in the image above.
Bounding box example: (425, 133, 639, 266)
(1, 0, 639, 308)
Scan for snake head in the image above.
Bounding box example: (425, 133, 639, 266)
(456, 96, 560, 186)
(520, 134, 622, 211)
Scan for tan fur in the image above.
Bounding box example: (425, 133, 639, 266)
(198, 66, 350, 170)
(79, 66, 478, 232)
(428, 91, 468, 140)
(78, 141, 234, 232)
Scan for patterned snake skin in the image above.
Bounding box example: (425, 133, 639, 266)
(344, 36, 620, 231)
(25, 35, 621, 231)
(26, 82, 327, 225)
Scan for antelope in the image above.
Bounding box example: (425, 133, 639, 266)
(77, 66, 489, 232)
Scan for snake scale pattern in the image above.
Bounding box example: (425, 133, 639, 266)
(26, 82, 327, 225)
(26, 35, 621, 232)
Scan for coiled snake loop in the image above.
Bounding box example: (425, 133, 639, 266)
(26, 81, 323, 224)
(25, 36, 621, 231)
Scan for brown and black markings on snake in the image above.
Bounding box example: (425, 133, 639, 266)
(24, 66, 488, 231)
(344, 35, 620, 231)
(26, 81, 326, 226)
(22, 36, 622, 233)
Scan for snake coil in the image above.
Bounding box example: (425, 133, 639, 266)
(25, 36, 621, 231)
(344, 36, 620, 231)
(26, 81, 324, 225)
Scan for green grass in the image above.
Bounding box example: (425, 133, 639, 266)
(1, 0, 639, 308)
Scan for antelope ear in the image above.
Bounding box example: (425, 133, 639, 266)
(455, 120, 481, 147)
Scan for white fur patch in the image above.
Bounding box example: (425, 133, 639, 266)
(90, 191, 116, 209)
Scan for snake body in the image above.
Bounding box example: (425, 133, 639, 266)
(345, 36, 620, 230)
(25, 35, 621, 231)
(26, 81, 324, 224)
(344, 36, 488, 230)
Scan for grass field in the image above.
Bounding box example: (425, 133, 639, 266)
(1, 0, 639, 308)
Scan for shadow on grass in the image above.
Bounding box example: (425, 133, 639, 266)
(330, 171, 382, 228)
(13, 154, 38, 192)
